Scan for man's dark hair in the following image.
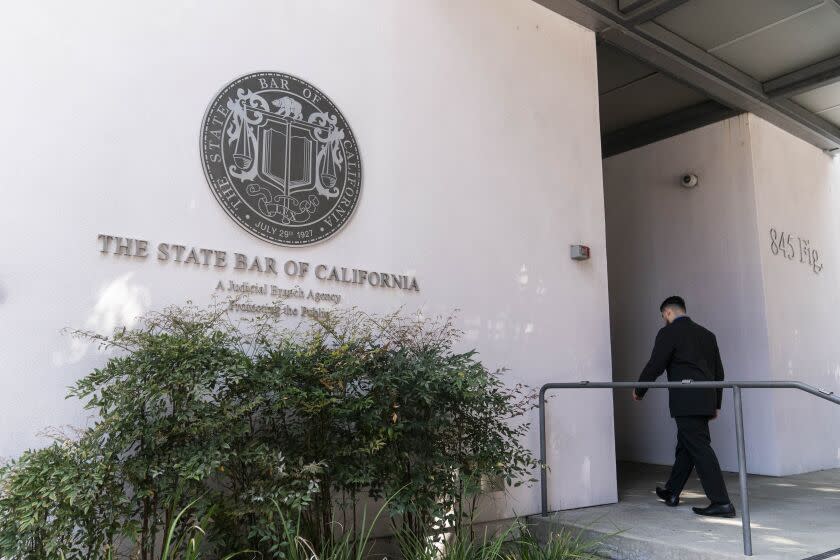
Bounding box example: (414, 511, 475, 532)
(660, 295, 686, 313)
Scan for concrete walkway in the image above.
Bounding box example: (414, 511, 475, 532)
(529, 462, 840, 560)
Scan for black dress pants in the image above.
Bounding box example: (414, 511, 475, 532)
(665, 415, 730, 505)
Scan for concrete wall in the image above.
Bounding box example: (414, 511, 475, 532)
(0, 0, 615, 515)
(604, 116, 776, 474)
(749, 116, 840, 474)
(605, 114, 840, 476)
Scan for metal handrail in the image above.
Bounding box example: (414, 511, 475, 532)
(537, 380, 840, 557)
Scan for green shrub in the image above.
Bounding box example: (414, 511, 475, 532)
(0, 301, 537, 559)
(0, 432, 129, 559)
(256, 309, 538, 541)
(395, 522, 603, 560)
(509, 525, 603, 560)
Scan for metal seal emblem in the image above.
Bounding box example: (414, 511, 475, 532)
(200, 72, 361, 246)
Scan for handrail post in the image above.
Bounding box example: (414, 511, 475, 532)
(733, 386, 752, 556)
(537, 378, 840, 556)
(539, 386, 548, 515)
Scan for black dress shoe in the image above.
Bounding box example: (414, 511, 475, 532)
(692, 503, 736, 518)
(655, 486, 679, 507)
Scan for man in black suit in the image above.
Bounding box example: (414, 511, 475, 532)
(633, 296, 736, 518)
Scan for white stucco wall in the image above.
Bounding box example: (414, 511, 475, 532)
(604, 116, 775, 474)
(749, 116, 840, 474)
(0, 0, 615, 515)
(605, 114, 840, 476)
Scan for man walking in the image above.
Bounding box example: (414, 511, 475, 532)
(633, 296, 736, 518)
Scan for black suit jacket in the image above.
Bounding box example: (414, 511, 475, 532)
(635, 316, 724, 417)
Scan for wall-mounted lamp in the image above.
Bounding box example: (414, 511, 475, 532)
(570, 245, 590, 261)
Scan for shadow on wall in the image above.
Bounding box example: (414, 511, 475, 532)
(460, 264, 549, 345)
(47, 259, 561, 373)
(51, 272, 151, 367)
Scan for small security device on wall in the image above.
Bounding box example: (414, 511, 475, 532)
(570, 245, 590, 261)
(680, 173, 699, 188)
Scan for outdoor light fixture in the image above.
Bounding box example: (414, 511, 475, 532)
(570, 245, 590, 261)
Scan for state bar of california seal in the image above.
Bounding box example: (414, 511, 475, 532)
(200, 72, 361, 246)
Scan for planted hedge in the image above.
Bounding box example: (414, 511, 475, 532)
(0, 302, 537, 559)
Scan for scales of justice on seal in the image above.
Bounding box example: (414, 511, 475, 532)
(226, 89, 345, 225)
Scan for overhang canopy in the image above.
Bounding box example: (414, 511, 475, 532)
(536, 0, 840, 156)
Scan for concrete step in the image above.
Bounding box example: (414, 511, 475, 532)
(528, 512, 747, 560)
(528, 462, 840, 560)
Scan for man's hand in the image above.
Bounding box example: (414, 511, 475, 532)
(632, 390, 642, 401)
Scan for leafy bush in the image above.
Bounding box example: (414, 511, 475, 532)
(396, 522, 603, 560)
(0, 432, 128, 558)
(508, 525, 603, 560)
(256, 309, 537, 542)
(0, 301, 537, 559)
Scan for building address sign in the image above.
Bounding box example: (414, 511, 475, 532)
(769, 227, 823, 274)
